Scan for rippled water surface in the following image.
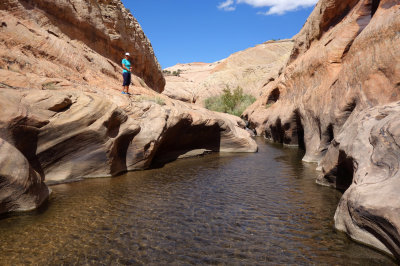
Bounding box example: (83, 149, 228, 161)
(0, 138, 396, 264)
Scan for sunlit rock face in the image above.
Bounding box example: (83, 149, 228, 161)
(163, 40, 294, 104)
(243, 0, 400, 258)
(0, 0, 165, 92)
(0, 0, 257, 214)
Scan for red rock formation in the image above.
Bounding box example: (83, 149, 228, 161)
(0, 0, 165, 92)
(0, 0, 257, 214)
(0, 88, 256, 185)
(244, 0, 400, 258)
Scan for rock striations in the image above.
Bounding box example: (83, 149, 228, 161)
(244, 0, 400, 259)
(1, 0, 165, 92)
(0, 0, 257, 214)
(162, 40, 294, 105)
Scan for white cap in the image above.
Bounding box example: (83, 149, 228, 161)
(125, 52, 130, 56)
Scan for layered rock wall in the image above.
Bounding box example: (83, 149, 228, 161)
(0, 0, 165, 92)
(0, 88, 256, 182)
(244, 0, 400, 258)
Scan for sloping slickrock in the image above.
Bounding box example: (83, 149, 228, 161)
(0, 0, 164, 92)
(163, 40, 294, 104)
(0, 89, 140, 183)
(243, 0, 400, 257)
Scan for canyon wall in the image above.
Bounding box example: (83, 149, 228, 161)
(0, 0, 257, 214)
(244, 0, 400, 259)
(0, 0, 165, 92)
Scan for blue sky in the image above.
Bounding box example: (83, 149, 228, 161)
(123, 0, 317, 69)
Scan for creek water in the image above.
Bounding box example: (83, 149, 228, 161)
(0, 138, 395, 264)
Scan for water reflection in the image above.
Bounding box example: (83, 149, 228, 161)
(0, 138, 395, 264)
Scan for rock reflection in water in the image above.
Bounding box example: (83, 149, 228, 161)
(0, 138, 395, 264)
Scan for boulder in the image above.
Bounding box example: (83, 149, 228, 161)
(0, 138, 49, 213)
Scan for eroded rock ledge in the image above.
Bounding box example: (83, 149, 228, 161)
(244, 0, 400, 258)
(0, 87, 257, 214)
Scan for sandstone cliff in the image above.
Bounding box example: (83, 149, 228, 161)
(0, 0, 165, 92)
(244, 0, 400, 258)
(162, 40, 294, 104)
(0, 0, 257, 214)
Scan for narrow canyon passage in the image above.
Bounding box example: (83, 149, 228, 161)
(0, 138, 395, 264)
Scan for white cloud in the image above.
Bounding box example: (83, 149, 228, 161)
(218, 0, 318, 15)
(218, 0, 236, 11)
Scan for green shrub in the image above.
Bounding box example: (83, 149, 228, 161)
(171, 69, 181, 77)
(163, 69, 181, 77)
(205, 86, 256, 117)
(154, 96, 166, 106)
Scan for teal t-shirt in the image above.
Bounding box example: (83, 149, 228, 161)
(122, 59, 131, 73)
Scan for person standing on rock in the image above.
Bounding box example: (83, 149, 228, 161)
(122, 52, 132, 95)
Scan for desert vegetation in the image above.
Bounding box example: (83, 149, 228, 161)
(205, 86, 256, 117)
(162, 69, 181, 77)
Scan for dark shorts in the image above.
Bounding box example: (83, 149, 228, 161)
(123, 72, 131, 86)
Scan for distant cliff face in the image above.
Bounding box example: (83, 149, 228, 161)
(162, 40, 294, 104)
(244, 0, 400, 258)
(0, 0, 165, 92)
